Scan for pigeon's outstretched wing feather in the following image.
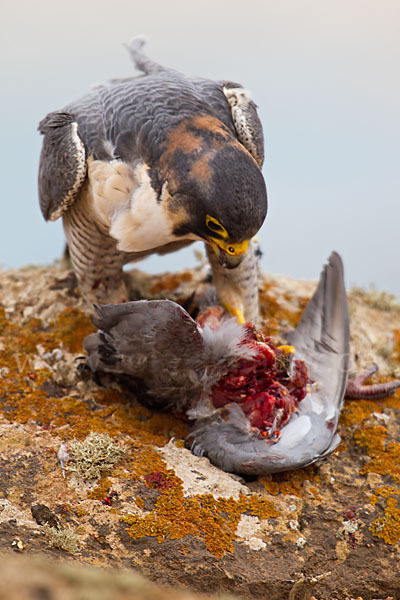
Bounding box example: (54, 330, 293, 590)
(189, 252, 350, 474)
(38, 112, 87, 221)
(286, 251, 350, 421)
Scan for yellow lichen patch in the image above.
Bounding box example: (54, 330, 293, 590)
(361, 443, 400, 483)
(392, 329, 400, 363)
(88, 478, 113, 500)
(51, 307, 95, 353)
(134, 497, 144, 509)
(260, 480, 280, 496)
(370, 497, 400, 544)
(370, 486, 400, 506)
(150, 271, 193, 295)
(122, 490, 278, 559)
(0, 308, 53, 369)
(354, 426, 400, 484)
(354, 425, 387, 453)
(340, 399, 383, 427)
(0, 306, 188, 446)
(383, 390, 400, 409)
(260, 465, 320, 497)
(259, 282, 308, 337)
(116, 447, 184, 494)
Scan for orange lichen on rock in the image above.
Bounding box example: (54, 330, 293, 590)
(150, 271, 193, 295)
(354, 426, 400, 484)
(383, 390, 400, 410)
(340, 399, 383, 427)
(259, 281, 308, 337)
(51, 307, 96, 353)
(88, 477, 113, 500)
(260, 464, 320, 497)
(392, 329, 400, 363)
(354, 425, 387, 454)
(0, 306, 188, 446)
(370, 497, 400, 545)
(370, 486, 400, 506)
(122, 489, 278, 558)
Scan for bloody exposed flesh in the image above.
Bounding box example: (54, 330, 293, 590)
(207, 324, 309, 442)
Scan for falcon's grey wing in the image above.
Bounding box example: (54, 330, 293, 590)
(38, 112, 87, 221)
(84, 300, 207, 409)
(221, 83, 264, 167)
(189, 252, 350, 474)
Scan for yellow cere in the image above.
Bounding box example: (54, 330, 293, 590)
(215, 238, 249, 256)
(205, 214, 249, 256)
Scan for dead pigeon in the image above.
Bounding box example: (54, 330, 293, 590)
(83, 252, 400, 474)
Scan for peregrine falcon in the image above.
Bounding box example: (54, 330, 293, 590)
(38, 38, 267, 323)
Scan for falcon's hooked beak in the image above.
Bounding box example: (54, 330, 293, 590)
(208, 238, 249, 269)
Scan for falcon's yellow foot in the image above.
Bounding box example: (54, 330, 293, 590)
(223, 303, 245, 324)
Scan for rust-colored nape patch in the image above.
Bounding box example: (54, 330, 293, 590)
(159, 115, 232, 175)
(189, 155, 213, 186)
(163, 120, 201, 158)
(158, 114, 236, 194)
(188, 114, 231, 139)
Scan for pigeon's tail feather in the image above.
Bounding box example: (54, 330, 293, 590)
(123, 36, 165, 75)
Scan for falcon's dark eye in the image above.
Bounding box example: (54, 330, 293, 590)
(205, 214, 228, 238)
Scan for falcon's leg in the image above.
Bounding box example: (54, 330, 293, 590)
(63, 197, 128, 304)
(345, 363, 400, 399)
(206, 240, 259, 324)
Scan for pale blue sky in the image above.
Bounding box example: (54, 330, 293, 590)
(1, 0, 399, 294)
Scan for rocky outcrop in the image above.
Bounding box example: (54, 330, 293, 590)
(0, 261, 399, 600)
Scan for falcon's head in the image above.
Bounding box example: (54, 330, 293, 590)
(148, 114, 267, 268)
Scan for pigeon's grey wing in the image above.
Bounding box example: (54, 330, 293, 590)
(84, 299, 206, 389)
(286, 251, 350, 423)
(38, 112, 87, 221)
(188, 404, 340, 475)
(188, 252, 350, 475)
(221, 82, 264, 167)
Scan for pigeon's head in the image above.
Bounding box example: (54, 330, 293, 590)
(150, 114, 268, 268)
